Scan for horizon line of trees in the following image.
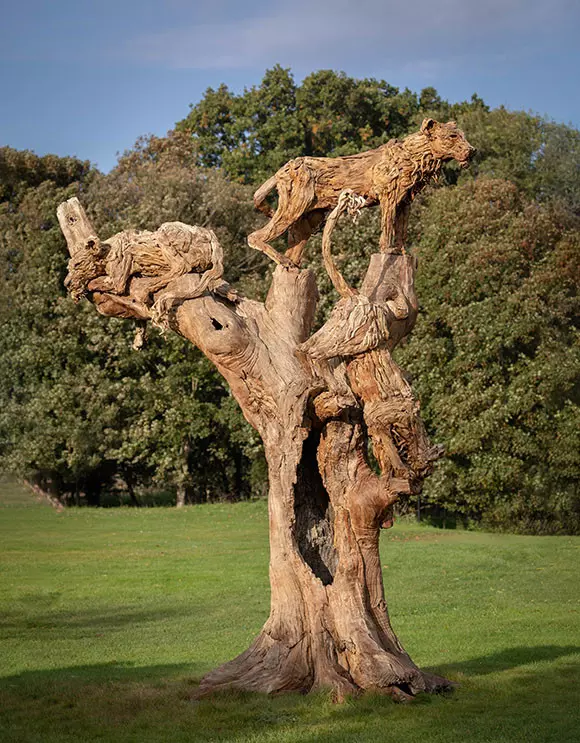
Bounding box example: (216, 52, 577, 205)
(0, 66, 578, 533)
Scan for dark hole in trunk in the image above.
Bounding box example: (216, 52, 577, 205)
(293, 428, 337, 585)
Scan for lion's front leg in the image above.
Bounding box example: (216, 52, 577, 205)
(107, 251, 134, 295)
(378, 201, 397, 253)
(248, 226, 297, 268)
(393, 202, 410, 254)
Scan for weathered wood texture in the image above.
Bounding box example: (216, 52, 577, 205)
(57, 151, 451, 699)
(249, 118, 475, 266)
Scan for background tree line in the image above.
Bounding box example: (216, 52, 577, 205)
(0, 67, 578, 532)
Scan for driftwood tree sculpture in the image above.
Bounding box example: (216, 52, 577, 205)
(58, 122, 473, 700)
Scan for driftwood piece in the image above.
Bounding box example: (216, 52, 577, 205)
(248, 118, 475, 266)
(57, 196, 449, 701)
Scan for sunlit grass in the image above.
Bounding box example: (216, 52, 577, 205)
(1, 480, 579, 742)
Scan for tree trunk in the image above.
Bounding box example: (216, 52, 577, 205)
(187, 257, 448, 700)
(175, 440, 191, 508)
(123, 470, 141, 507)
(57, 197, 450, 700)
(176, 486, 187, 509)
(23, 477, 64, 512)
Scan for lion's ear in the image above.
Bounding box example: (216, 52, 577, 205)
(421, 118, 436, 135)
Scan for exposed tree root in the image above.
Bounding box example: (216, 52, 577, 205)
(194, 621, 453, 701)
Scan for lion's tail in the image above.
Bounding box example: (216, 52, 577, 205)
(253, 174, 277, 217)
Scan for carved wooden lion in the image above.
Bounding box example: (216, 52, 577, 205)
(64, 222, 224, 312)
(248, 118, 475, 266)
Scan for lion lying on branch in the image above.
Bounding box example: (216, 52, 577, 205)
(61, 219, 228, 320)
(249, 118, 475, 267)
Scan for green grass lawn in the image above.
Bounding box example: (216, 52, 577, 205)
(0, 480, 579, 743)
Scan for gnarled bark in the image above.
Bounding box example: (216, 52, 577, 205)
(57, 196, 450, 700)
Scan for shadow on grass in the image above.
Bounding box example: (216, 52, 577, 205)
(0, 660, 197, 687)
(0, 646, 579, 743)
(428, 643, 580, 677)
(0, 605, 197, 640)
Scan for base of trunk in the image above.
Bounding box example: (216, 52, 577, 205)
(195, 418, 453, 703)
(194, 627, 453, 702)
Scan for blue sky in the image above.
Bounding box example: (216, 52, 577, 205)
(1, 0, 579, 172)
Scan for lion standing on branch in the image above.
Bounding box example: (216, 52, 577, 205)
(248, 118, 475, 267)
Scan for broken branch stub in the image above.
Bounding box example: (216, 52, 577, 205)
(57, 197, 99, 258)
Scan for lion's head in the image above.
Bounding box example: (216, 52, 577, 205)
(421, 118, 475, 168)
(64, 237, 109, 302)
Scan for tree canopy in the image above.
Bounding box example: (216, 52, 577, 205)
(177, 66, 428, 183)
(400, 178, 580, 533)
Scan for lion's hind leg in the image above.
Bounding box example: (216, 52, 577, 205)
(247, 221, 297, 268)
(286, 211, 326, 266)
(248, 159, 317, 267)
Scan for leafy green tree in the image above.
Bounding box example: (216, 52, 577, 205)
(0, 136, 267, 506)
(0, 175, 122, 505)
(177, 66, 425, 183)
(398, 178, 580, 533)
(0, 146, 92, 205)
(449, 107, 580, 217)
(295, 70, 417, 157)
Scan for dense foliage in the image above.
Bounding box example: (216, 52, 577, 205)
(400, 179, 579, 534)
(0, 139, 266, 506)
(0, 67, 578, 530)
(176, 67, 488, 185)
